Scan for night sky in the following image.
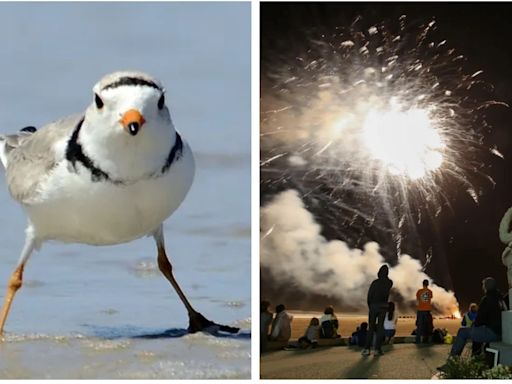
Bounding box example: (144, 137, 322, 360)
(260, 2, 512, 312)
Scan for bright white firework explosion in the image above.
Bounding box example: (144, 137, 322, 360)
(261, 16, 507, 314)
(261, 16, 505, 251)
(361, 104, 444, 180)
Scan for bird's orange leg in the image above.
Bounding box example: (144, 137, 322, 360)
(0, 264, 24, 334)
(154, 227, 239, 334)
(158, 244, 197, 315)
(157, 244, 197, 315)
(157, 245, 214, 332)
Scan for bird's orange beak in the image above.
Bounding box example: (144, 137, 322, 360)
(119, 109, 145, 136)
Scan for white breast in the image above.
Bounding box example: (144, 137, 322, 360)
(25, 143, 194, 245)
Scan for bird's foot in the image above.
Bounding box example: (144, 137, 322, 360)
(188, 312, 239, 334)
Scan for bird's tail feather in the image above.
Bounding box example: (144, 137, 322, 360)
(0, 126, 37, 168)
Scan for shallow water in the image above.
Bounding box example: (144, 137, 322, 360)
(0, 2, 250, 379)
(0, 330, 251, 379)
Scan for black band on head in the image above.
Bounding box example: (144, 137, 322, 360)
(102, 76, 162, 92)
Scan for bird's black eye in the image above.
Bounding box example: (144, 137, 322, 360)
(95, 93, 104, 109)
(158, 94, 165, 110)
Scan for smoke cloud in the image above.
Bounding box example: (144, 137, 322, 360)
(261, 189, 459, 315)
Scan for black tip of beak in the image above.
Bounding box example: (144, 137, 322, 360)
(127, 122, 140, 136)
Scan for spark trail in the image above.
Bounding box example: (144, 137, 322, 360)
(261, 15, 504, 256)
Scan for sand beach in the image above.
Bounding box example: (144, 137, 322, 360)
(286, 311, 461, 339)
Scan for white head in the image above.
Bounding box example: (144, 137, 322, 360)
(80, 71, 176, 180)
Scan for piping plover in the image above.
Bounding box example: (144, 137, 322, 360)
(0, 71, 238, 334)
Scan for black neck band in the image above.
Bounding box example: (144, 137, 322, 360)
(65, 119, 184, 183)
(65, 118, 114, 183)
(161, 132, 183, 174)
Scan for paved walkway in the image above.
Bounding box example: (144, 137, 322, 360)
(260, 343, 451, 379)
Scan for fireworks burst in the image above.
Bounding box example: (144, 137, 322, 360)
(261, 15, 506, 256)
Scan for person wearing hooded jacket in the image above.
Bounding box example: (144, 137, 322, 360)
(362, 265, 393, 356)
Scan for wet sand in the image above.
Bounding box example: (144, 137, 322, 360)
(0, 329, 251, 379)
(287, 312, 461, 339)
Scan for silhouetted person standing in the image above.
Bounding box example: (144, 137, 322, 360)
(362, 265, 393, 356)
(415, 279, 433, 343)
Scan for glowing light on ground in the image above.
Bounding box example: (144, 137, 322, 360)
(362, 105, 445, 179)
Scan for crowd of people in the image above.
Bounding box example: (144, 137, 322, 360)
(261, 264, 509, 367)
(260, 302, 341, 352)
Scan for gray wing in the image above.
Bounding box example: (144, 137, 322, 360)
(3, 114, 83, 204)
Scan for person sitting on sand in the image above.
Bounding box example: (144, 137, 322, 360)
(319, 306, 339, 338)
(298, 317, 320, 348)
(438, 277, 507, 371)
(461, 303, 478, 328)
(383, 302, 398, 344)
(260, 300, 273, 352)
(349, 322, 368, 347)
(270, 304, 293, 342)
